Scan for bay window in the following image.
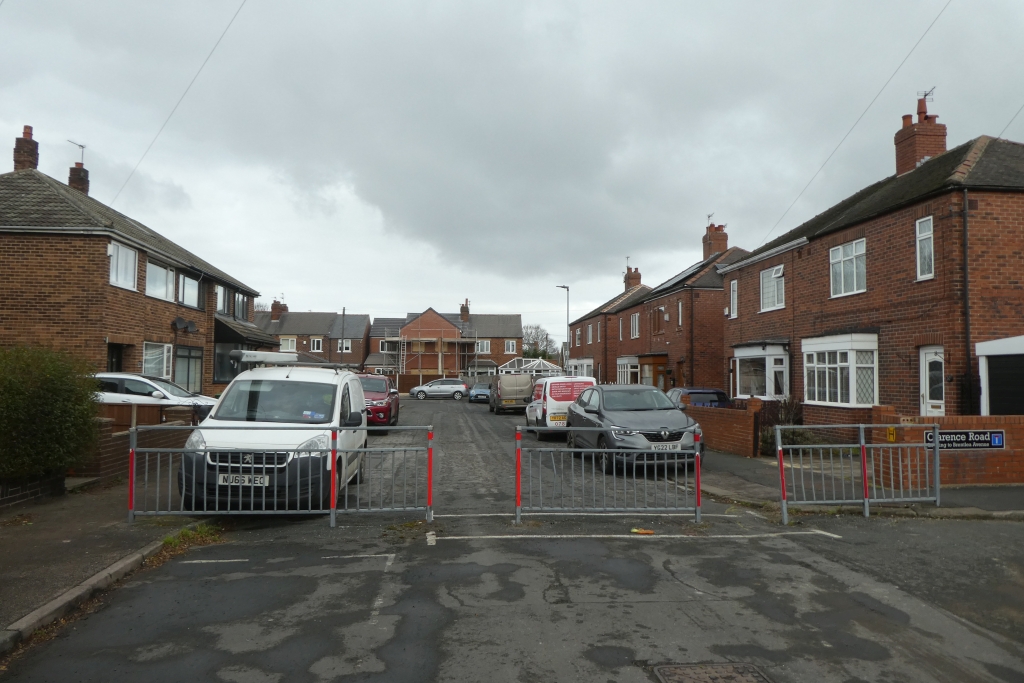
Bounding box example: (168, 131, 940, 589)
(801, 334, 877, 407)
(733, 344, 788, 399)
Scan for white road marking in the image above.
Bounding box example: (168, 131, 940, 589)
(434, 512, 739, 518)
(428, 529, 841, 543)
(180, 559, 249, 564)
(321, 553, 394, 559)
(425, 531, 437, 546)
(369, 554, 396, 626)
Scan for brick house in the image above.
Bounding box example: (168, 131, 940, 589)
(720, 99, 1024, 424)
(254, 300, 370, 368)
(0, 126, 277, 397)
(363, 301, 524, 379)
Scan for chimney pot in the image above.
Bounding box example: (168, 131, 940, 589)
(22, 125, 33, 139)
(894, 98, 947, 175)
(460, 299, 470, 322)
(902, 114, 913, 128)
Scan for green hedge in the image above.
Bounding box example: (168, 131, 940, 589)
(0, 347, 99, 480)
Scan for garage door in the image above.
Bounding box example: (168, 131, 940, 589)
(988, 354, 1024, 415)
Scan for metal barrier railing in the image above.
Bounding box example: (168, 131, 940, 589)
(128, 425, 434, 527)
(514, 426, 702, 523)
(776, 424, 940, 525)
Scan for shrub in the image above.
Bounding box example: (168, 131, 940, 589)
(0, 347, 99, 480)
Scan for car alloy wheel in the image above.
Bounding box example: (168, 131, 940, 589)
(597, 436, 615, 474)
(416, 391, 427, 400)
(453, 391, 464, 401)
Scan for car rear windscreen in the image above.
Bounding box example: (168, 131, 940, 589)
(360, 378, 388, 393)
(688, 392, 719, 405)
(548, 381, 593, 402)
(213, 380, 336, 423)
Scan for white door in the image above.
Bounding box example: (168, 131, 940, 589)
(920, 346, 945, 416)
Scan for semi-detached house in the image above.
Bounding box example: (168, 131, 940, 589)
(255, 300, 371, 368)
(720, 99, 1024, 423)
(0, 126, 277, 396)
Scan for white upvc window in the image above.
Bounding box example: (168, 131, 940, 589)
(830, 238, 866, 297)
(280, 337, 296, 351)
(476, 340, 491, 354)
(802, 334, 878, 407)
(678, 300, 683, 326)
(505, 340, 516, 354)
(178, 273, 200, 308)
(616, 356, 640, 384)
(730, 280, 737, 319)
(618, 318, 622, 341)
(575, 329, 581, 346)
(145, 260, 174, 301)
(597, 322, 601, 342)
(310, 337, 323, 352)
(109, 242, 137, 290)
(339, 339, 352, 353)
(142, 342, 172, 379)
(916, 216, 934, 280)
(733, 345, 789, 399)
(760, 265, 785, 311)
(630, 312, 640, 339)
(216, 285, 230, 314)
(587, 325, 593, 344)
(234, 292, 248, 319)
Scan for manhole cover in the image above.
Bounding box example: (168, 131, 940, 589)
(654, 663, 775, 683)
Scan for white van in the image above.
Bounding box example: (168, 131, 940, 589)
(525, 375, 597, 429)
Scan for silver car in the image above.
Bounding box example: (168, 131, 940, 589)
(95, 372, 218, 419)
(566, 384, 702, 472)
(409, 378, 469, 400)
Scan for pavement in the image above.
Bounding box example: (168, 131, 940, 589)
(2, 401, 1024, 681)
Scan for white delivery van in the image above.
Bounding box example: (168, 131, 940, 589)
(525, 375, 596, 429)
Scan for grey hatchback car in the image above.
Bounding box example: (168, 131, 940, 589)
(566, 384, 702, 471)
(409, 378, 469, 400)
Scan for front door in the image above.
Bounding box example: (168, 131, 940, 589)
(920, 346, 945, 416)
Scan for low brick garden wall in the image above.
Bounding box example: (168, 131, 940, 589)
(681, 396, 762, 458)
(0, 473, 65, 510)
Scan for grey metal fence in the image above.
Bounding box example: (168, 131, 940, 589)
(776, 423, 940, 524)
(514, 426, 702, 523)
(128, 425, 434, 527)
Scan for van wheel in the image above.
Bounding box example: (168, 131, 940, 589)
(488, 403, 494, 413)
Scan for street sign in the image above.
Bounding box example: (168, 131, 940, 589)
(924, 429, 1006, 450)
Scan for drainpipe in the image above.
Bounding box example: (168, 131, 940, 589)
(963, 188, 974, 414)
(689, 288, 695, 386)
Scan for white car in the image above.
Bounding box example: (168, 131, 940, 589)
(96, 372, 218, 418)
(526, 376, 596, 430)
(177, 352, 366, 510)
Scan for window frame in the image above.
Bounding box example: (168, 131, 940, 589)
(108, 242, 138, 291)
(575, 329, 581, 347)
(310, 337, 323, 353)
(216, 285, 230, 314)
(629, 312, 640, 339)
(505, 339, 516, 354)
(829, 238, 867, 298)
(586, 325, 592, 344)
(233, 292, 248, 319)
(729, 280, 738, 319)
(142, 342, 173, 379)
(339, 338, 352, 354)
(178, 272, 202, 309)
(732, 345, 788, 400)
(280, 337, 296, 352)
(678, 300, 683, 326)
(801, 334, 878, 408)
(145, 260, 175, 302)
(916, 216, 934, 281)
(476, 339, 491, 354)
(759, 266, 785, 312)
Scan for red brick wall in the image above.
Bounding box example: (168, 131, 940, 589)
(682, 396, 760, 458)
(891, 413, 1024, 485)
(76, 417, 191, 482)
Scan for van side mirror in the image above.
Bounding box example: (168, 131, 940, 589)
(343, 411, 362, 427)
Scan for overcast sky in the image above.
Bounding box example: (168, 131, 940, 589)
(2, 1, 1023, 343)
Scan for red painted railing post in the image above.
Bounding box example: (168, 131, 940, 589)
(776, 425, 788, 526)
(694, 432, 702, 523)
(515, 428, 522, 525)
(859, 424, 870, 518)
(426, 427, 434, 522)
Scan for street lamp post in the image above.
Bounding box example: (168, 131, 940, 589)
(556, 285, 569, 373)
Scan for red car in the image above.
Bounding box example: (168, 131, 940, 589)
(358, 374, 400, 428)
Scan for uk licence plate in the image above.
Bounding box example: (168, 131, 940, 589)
(651, 443, 681, 451)
(549, 413, 567, 426)
(503, 399, 517, 405)
(218, 473, 269, 487)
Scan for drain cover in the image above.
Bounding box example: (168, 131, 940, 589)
(654, 663, 774, 683)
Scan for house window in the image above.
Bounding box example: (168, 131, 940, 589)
(505, 340, 516, 354)
(476, 340, 491, 354)
(733, 345, 788, 399)
(597, 322, 601, 342)
(760, 265, 785, 311)
(214, 343, 251, 383)
(145, 261, 174, 301)
(916, 216, 934, 280)
(616, 357, 640, 384)
(678, 300, 683, 326)
(380, 340, 398, 353)
(587, 325, 593, 344)
(830, 238, 866, 297)
(142, 342, 172, 379)
(310, 337, 323, 352)
(178, 273, 201, 308)
(802, 334, 877, 407)
(216, 285, 230, 314)
(109, 242, 137, 290)
(618, 318, 623, 341)
(575, 329, 581, 346)
(339, 339, 352, 353)
(630, 313, 640, 339)
(730, 280, 737, 319)
(280, 337, 296, 351)
(653, 307, 665, 334)
(174, 346, 203, 394)
(234, 292, 248, 319)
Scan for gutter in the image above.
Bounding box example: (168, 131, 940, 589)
(718, 237, 808, 274)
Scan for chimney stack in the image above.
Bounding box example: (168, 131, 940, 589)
(894, 98, 947, 175)
(13, 125, 38, 171)
(460, 298, 470, 322)
(624, 266, 641, 291)
(702, 223, 728, 259)
(270, 299, 289, 321)
(69, 162, 89, 195)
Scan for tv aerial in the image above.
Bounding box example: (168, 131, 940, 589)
(67, 140, 86, 164)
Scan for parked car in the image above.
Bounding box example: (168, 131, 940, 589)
(468, 383, 491, 403)
(665, 387, 733, 409)
(95, 372, 218, 419)
(526, 375, 596, 430)
(409, 378, 469, 400)
(489, 374, 533, 414)
(178, 351, 366, 510)
(566, 384, 702, 472)
(358, 374, 400, 428)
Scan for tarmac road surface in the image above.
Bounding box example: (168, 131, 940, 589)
(5, 398, 1024, 682)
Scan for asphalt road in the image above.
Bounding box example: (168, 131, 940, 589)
(5, 398, 1024, 682)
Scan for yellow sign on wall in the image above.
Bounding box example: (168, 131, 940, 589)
(886, 427, 896, 442)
